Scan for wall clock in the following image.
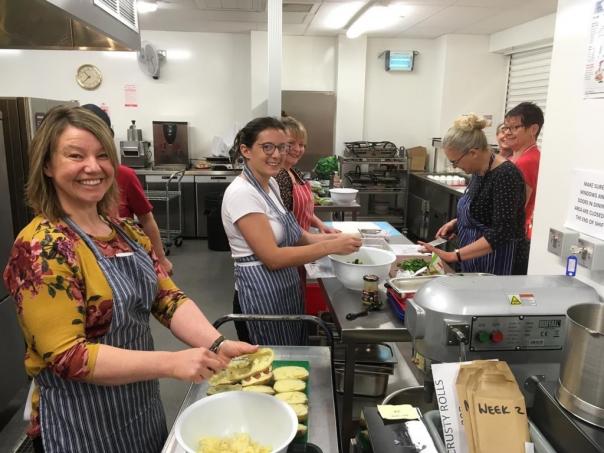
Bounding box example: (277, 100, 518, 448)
(76, 64, 102, 90)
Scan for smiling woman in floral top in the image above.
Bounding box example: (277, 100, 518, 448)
(2, 106, 257, 453)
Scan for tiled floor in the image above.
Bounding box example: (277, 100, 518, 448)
(153, 239, 237, 427)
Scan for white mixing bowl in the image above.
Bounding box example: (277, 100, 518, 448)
(175, 391, 297, 453)
(329, 246, 396, 291)
(329, 188, 358, 205)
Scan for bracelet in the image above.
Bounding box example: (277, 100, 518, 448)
(209, 335, 225, 353)
(455, 249, 462, 262)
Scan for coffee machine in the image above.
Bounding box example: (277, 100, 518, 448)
(120, 120, 151, 168)
(152, 121, 189, 169)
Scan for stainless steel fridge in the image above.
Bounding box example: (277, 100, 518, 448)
(282, 91, 336, 172)
(0, 98, 74, 439)
(0, 111, 29, 435)
(0, 97, 76, 235)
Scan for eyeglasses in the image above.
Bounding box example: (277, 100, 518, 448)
(449, 151, 470, 168)
(500, 124, 525, 133)
(257, 142, 291, 155)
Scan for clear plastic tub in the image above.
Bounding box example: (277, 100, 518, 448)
(422, 410, 557, 453)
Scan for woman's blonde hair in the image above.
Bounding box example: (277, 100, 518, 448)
(26, 105, 119, 221)
(443, 113, 489, 153)
(281, 116, 307, 143)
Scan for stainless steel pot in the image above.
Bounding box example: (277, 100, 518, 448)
(557, 303, 604, 427)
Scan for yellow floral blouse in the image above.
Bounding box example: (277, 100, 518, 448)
(2, 215, 187, 437)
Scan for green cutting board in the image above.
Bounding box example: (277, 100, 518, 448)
(272, 360, 310, 445)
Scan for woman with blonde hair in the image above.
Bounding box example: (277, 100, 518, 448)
(275, 116, 337, 233)
(3, 105, 256, 453)
(420, 114, 527, 275)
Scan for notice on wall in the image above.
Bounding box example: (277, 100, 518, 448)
(124, 84, 138, 108)
(565, 169, 604, 239)
(584, 0, 604, 98)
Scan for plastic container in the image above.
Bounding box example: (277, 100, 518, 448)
(422, 410, 557, 453)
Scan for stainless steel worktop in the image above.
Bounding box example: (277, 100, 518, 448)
(318, 232, 413, 450)
(135, 168, 241, 177)
(161, 346, 338, 453)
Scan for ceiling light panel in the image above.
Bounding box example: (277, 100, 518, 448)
(194, 0, 266, 12)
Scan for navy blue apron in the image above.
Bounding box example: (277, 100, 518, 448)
(456, 171, 516, 275)
(35, 217, 167, 453)
(234, 166, 306, 345)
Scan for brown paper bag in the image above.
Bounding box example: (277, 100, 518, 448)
(470, 372, 529, 453)
(456, 361, 516, 453)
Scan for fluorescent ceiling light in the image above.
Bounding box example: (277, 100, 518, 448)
(137, 1, 158, 13)
(323, 2, 365, 30)
(346, 2, 413, 39)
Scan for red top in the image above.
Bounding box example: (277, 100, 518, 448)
(116, 165, 153, 218)
(513, 144, 540, 239)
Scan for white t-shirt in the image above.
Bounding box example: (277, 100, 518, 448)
(221, 176, 287, 258)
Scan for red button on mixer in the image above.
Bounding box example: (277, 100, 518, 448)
(490, 330, 504, 343)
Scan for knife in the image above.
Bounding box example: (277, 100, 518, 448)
(427, 237, 448, 247)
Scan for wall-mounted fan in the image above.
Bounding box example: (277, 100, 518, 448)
(138, 41, 165, 79)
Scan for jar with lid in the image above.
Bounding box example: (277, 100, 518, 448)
(361, 274, 380, 306)
(332, 172, 342, 188)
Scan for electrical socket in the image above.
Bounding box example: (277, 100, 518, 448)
(576, 236, 604, 270)
(548, 228, 579, 257)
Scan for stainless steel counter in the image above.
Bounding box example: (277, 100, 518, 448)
(318, 232, 413, 450)
(135, 168, 241, 177)
(161, 346, 338, 453)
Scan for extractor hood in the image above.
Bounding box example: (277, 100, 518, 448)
(0, 0, 141, 51)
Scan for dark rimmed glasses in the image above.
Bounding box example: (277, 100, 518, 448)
(500, 124, 525, 133)
(258, 142, 291, 155)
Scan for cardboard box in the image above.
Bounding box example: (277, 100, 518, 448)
(407, 146, 427, 172)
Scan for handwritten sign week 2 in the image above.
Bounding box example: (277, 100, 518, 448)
(463, 399, 526, 415)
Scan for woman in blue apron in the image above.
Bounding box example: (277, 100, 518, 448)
(3, 106, 257, 453)
(221, 117, 362, 345)
(420, 114, 526, 275)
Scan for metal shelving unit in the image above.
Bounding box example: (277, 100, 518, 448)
(338, 149, 409, 230)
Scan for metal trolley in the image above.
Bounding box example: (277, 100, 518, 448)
(144, 170, 185, 255)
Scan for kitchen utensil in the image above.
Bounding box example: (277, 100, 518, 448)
(427, 237, 448, 247)
(329, 188, 358, 205)
(175, 391, 297, 453)
(412, 266, 428, 277)
(346, 308, 370, 320)
(329, 247, 396, 291)
(557, 303, 604, 428)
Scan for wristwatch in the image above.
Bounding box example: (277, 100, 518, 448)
(455, 249, 463, 262)
(209, 335, 225, 353)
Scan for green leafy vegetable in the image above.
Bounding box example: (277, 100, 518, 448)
(398, 258, 427, 272)
(348, 258, 364, 264)
(313, 156, 339, 180)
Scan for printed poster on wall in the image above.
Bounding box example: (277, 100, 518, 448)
(124, 84, 138, 108)
(584, 0, 604, 98)
(565, 169, 604, 240)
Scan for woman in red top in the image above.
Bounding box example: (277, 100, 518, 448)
(275, 117, 337, 234)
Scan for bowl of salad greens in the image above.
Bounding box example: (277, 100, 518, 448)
(329, 246, 396, 291)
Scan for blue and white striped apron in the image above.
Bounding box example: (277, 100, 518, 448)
(234, 166, 306, 345)
(456, 178, 516, 275)
(35, 217, 167, 453)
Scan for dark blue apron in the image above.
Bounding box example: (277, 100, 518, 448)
(234, 166, 306, 345)
(456, 174, 516, 275)
(35, 217, 167, 453)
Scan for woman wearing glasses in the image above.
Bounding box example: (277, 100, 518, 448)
(420, 114, 527, 275)
(221, 117, 362, 345)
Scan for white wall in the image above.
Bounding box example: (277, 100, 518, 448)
(334, 34, 367, 153)
(0, 31, 251, 159)
(490, 14, 556, 54)
(529, 0, 604, 296)
(363, 38, 440, 151)
(250, 32, 337, 117)
(438, 35, 508, 143)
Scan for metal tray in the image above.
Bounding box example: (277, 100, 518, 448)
(388, 275, 448, 296)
